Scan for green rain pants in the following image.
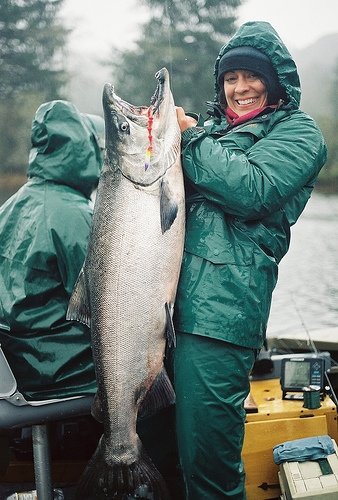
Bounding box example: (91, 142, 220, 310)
(174, 333, 257, 500)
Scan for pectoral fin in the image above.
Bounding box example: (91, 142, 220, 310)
(165, 302, 176, 348)
(160, 178, 178, 233)
(66, 269, 91, 327)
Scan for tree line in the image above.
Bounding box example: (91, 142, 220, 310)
(1, 0, 337, 200)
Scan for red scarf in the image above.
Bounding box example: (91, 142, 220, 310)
(225, 105, 277, 126)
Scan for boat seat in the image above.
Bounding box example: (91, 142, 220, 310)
(0, 344, 94, 499)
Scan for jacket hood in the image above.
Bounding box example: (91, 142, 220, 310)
(28, 100, 103, 198)
(214, 21, 301, 109)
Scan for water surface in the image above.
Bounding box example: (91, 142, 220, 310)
(268, 192, 338, 339)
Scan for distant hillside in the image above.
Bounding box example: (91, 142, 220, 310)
(294, 33, 338, 117)
(66, 33, 338, 118)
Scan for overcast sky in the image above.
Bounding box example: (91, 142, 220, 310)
(238, 0, 338, 50)
(60, 0, 338, 58)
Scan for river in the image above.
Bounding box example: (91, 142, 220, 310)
(1, 187, 337, 340)
(267, 191, 338, 340)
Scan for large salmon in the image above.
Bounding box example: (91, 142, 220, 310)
(67, 68, 185, 499)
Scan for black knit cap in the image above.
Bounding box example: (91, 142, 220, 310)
(218, 46, 284, 103)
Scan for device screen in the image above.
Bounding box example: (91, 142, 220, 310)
(283, 360, 310, 389)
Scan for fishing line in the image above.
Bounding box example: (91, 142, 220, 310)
(164, 0, 174, 84)
(291, 293, 318, 355)
(290, 294, 338, 368)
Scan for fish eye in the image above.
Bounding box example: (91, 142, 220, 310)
(120, 121, 129, 132)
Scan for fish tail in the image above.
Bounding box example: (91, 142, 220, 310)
(76, 436, 170, 499)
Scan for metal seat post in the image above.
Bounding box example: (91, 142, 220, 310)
(0, 345, 94, 498)
(32, 424, 53, 500)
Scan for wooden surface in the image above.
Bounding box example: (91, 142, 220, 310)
(243, 378, 338, 500)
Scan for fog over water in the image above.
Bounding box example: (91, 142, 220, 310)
(267, 192, 338, 339)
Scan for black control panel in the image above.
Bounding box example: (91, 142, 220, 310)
(280, 357, 325, 400)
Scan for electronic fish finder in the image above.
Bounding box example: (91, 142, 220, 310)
(280, 357, 325, 400)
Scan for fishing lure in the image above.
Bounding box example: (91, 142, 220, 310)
(145, 107, 154, 170)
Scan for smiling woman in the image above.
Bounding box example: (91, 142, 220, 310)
(173, 20, 327, 500)
(222, 70, 268, 114)
(215, 44, 290, 127)
(217, 45, 286, 116)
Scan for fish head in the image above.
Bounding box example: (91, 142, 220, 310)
(102, 68, 180, 186)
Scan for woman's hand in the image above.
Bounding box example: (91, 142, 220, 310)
(176, 106, 197, 132)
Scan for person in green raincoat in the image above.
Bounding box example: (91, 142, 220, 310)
(0, 100, 184, 496)
(0, 100, 104, 401)
(174, 22, 327, 499)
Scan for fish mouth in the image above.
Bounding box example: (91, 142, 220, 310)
(102, 68, 176, 186)
(102, 67, 170, 122)
(150, 68, 169, 113)
(102, 84, 148, 123)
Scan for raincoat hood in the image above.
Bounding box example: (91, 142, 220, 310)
(214, 21, 301, 109)
(28, 100, 103, 198)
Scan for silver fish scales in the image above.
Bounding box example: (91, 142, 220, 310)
(67, 68, 185, 499)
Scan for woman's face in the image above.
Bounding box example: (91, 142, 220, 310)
(223, 70, 268, 116)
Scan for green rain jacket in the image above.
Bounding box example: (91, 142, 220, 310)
(0, 100, 102, 400)
(174, 22, 327, 349)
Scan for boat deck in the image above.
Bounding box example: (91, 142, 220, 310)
(243, 377, 338, 499)
(0, 376, 337, 499)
